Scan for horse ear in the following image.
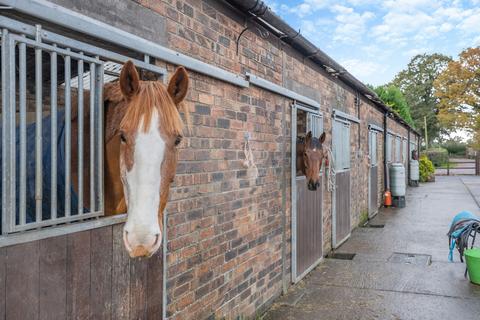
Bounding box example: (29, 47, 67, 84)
(167, 66, 189, 105)
(119, 60, 140, 99)
(319, 132, 326, 143)
(305, 131, 312, 146)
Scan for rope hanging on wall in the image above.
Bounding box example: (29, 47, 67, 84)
(324, 146, 336, 192)
(242, 132, 258, 179)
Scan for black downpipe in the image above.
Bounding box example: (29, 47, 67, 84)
(407, 128, 411, 182)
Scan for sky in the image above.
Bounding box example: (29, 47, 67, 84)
(264, 0, 480, 86)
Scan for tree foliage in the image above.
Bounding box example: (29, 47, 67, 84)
(372, 85, 414, 126)
(434, 47, 480, 143)
(391, 53, 451, 144)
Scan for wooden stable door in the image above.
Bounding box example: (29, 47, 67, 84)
(333, 120, 351, 248)
(369, 130, 379, 218)
(292, 106, 324, 282)
(295, 176, 323, 279)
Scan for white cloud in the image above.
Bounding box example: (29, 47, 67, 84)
(331, 4, 354, 14)
(341, 58, 386, 81)
(299, 18, 335, 43)
(382, 0, 440, 12)
(283, 0, 332, 17)
(439, 23, 454, 32)
(457, 10, 480, 34)
(371, 10, 436, 41)
(346, 0, 381, 6)
(331, 6, 375, 43)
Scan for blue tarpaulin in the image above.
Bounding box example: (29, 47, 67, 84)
(0, 110, 83, 228)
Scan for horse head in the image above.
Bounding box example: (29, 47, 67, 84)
(300, 131, 326, 191)
(105, 61, 188, 258)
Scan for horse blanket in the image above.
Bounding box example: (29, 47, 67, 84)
(447, 210, 480, 262)
(0, 110, 82, 229)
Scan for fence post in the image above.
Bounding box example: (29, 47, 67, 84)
(447, 154, 450, 176)
(476, 152, 480, 176)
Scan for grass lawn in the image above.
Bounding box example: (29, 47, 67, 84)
(436, 162, 457, 169)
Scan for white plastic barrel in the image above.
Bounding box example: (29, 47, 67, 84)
(410, 160, 419, 182)
(390, 163, 406, 196)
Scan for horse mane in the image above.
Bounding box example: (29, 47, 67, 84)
(104, 81, 186, 136)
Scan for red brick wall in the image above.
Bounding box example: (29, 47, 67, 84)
(125, 1, 419, 319)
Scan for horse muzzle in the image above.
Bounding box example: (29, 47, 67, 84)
(123, 229, 162, 258)
(307, 180, 320, 191)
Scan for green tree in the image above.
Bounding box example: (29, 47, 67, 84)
(390, 53, 452, 144)
(372, 85, 414, 126)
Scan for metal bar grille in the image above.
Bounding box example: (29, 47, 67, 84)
(307, 113, 323, 137)
(1, 22, 107, 234)
(1, 28, 10, 234)
(35, 29, 43, 223)
(50, 48, 58, 219)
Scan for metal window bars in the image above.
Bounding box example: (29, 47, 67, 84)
(0, 16, 166, 235)
(307, 113, 323, 137)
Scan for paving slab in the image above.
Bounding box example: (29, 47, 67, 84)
(265, 285, 480, 320)
(263, 176, 480, 320)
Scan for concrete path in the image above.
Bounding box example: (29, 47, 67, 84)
(264, 176, 480, 320)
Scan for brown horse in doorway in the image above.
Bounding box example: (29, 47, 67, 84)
(296, 131, 326, 191)
(71, 61, 189, 257)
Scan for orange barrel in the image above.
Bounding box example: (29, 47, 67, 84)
(384, 190, 392, 207)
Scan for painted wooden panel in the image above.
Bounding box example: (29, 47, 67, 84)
(112, 224, 131, 320)
(147, 249, 163, 319)
(369, 166, 379, 217)
(39, 236, 67, 320)
(129, 255, 148, 319)
(0, 223, 162, 320)
(66, 230, 91, 320)
(335, 171, 351, 245)
(0, 248, 6, 319)
(296, 176, 323, 277)
(90, 226, 113, 319)
(5, 241, 40, 320)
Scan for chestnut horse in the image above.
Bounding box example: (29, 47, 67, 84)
(296, 131, 326, 191)
(72, 61, 189, 257)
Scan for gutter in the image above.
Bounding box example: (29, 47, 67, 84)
(224, 0, 420, 136)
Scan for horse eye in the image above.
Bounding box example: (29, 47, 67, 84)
(174, 135, 183, 146)
(120, 132, 127, 143)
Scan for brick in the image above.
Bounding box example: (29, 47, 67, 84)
(195, 104, 211, 115)
(183, 3, 194, 17)
(217, 118, 230, 129)
(211, 172, 224, 181)
(236, 112, 247, 121)
(218, 35, 230, 47)
(225, 249, 237, 262)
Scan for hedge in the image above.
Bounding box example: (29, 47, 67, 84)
(420, 155, 435, 182)
(425, 147, 448, 167)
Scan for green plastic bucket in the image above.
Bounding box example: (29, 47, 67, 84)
(465, 248, 480, 285)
